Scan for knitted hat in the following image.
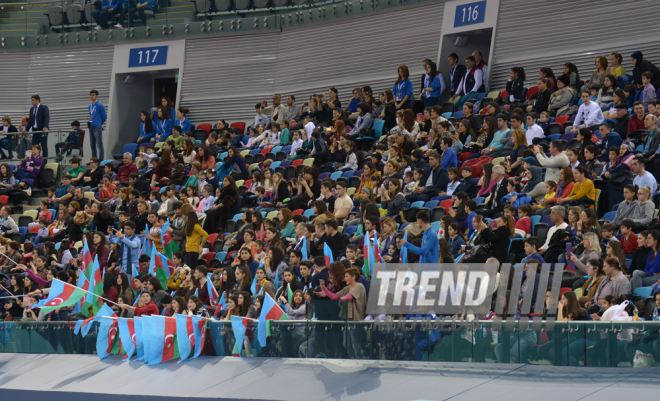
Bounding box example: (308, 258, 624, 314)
(521, 157, 536, 166)
(614, 103, 629, 110)
(411, 149, 424, 160)
(631, 51, 643, 62)
(557, 75, 570, 87)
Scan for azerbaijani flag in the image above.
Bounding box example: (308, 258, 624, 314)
(161, 221, 180, 259)
(257, 293, 289, 347)
(150, 244, 175, 288)
(96, 316, 122, 359)
(250, 275, 258, 295)
(142, 315, 180, 365)
(231, 316, 253, 356)
(191, 315, 207, 359)
(117, 317, 138, 361)
(133, 317, 145, 361)
(76, 239, 93, 316)
(33, 279, 87, 314)
(141, 223, 151, 256)
(287, 283, 294, 305)
(323, 242, 334, 266)
(175, 313, 195, 362)
(363, 233, 380, 280)
(206, 273, 219, 307)
(89, 255, 104, 314)
(400, 230, 408, 263)
(362, 236, 371, 280)
(74, 303, 115, 337)
(300, 237, 308, 260)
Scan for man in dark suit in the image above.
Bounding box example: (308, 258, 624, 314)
(481, 165, 509, 218)
(28, 94, 50, 158)
(0, 116, 17, 160)
(448, 53, 467, 97)
(407, 152, 449, 203)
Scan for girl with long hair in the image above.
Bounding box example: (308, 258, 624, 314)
(184, 210, 208, 268)
(234, 266, 253, 295)
(253, 267, 276, 299)
(137, 111, 155, 145)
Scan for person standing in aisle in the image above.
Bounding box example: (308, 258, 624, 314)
(89, 90, 108, 160)
(28, 94, 49, 158)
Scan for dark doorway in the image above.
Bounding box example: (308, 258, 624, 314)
(154, 77, 178, 107)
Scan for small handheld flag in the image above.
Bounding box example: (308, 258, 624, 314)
(257, 293, 289, 347)
(323, 242, 334, 266)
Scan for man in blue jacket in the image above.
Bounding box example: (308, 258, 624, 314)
(93, 0, 127, 30)
(400, 210, 438, 264)
(108, 221, 141, 279)
(440, 137, 457, 169)
(407, 152, 449, 203)
(88, 90, 107, 159)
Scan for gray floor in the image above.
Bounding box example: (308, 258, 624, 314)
(0, 353, 659, 401)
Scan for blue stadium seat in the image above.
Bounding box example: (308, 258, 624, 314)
(344, 226, 358, 236)
(410, 201, 424, 208)
(330, 172, 343, 180)
(270, 161, 281, 169)
(530, 215, 541, 235)
(452, 111, 464, 119)
(634, 287, 653, 299)
(18, 227, 27, 242)
(215, 251, 228, 261)
(372, 120, 385, 137)
(602, 211, 616, 222)
(343, 170, 355, 178)
(424, 200, 440, 209)
(232, 213, 243, 220)
(303, 209, 315, 218)
(473, 197, 485, 205)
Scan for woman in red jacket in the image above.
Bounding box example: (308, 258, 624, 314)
(117, 291, 159, 317)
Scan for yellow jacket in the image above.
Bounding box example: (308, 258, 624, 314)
(185, 224, 209, 253)
(568, 179, 596, 208)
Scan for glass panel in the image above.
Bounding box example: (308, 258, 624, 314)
(268, 320, 307, 358)
(614, 321, 660, 368)
(1, 319, 659, 366)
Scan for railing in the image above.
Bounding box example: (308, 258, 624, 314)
(2, 317, 659, 367)
(0, 130, 73, 181)
(0, 0, 434, 49)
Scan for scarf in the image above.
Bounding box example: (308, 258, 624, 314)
(523, 166, 543, 193)
(549, 86, 576, 102)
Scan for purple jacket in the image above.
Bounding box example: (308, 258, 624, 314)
(20, 155, 44, 177)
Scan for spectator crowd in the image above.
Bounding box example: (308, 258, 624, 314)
(1, 49, 660, 363)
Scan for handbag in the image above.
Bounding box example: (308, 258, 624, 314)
(462, 244, 491, 263)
